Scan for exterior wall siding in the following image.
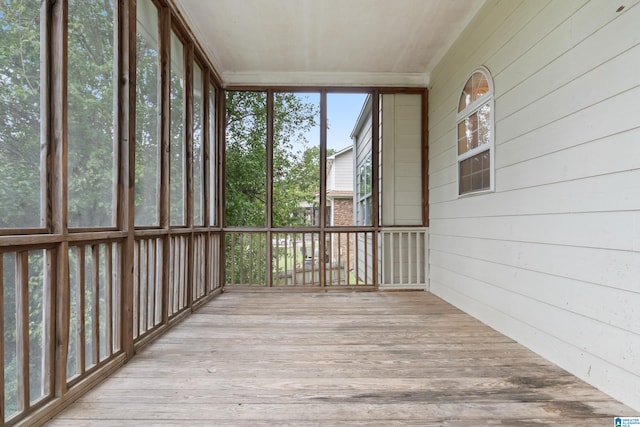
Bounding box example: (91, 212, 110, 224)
(381, 94, 423, 226)
(428, 0, 640, 410)
(333, 152, 353, 191)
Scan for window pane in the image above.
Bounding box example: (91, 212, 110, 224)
(458, 77, 473, 112)
(458, 113, 479, 155)
(473, 72, 489, 101)
(0, 1, 43, 228)
(209, 84, 216, 226)
(458, 71, 489, 112)
(193, 63, 204, 226)
(273, 92, 320, 227)
(170, 31, 185, 226)
(68, 0, 116, 228)
(477, 103, 491, 146)
(135, 0, 160, 226)
(459, 149, 490, 194)
(457, 122, 467, 155)
(225, 91, 266, 227)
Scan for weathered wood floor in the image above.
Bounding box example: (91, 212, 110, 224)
(47, 291, 635, 426)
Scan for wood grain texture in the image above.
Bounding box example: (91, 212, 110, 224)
(46, 291, 635, 425)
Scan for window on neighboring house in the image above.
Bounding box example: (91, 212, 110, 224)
(357, 154, 372, 225)
(457, 67, 494, 195)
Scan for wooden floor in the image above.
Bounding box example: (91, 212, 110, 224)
(47, 291, 635, 426)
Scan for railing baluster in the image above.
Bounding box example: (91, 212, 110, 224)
(77, 246, 86, 375)
(248, 233, 253, 285)
(364, 233, 368, 284)
(134, 240, 140, 338)
(91, 245, 100, 367)
(182, 237, 188, 308)
(115, 243, 122, 351)
(148, 239, 155, 329)
(144, 239, 151, 328)
(168, 237, 174, 316)
(291, 233, 296, 286)
(105, 243, 113, 357)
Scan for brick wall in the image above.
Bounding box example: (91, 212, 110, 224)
(330, 198, 354, 270)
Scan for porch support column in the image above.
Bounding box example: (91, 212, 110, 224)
(265, 90, 274, 287)
(371, 90, 380, 287)
(318, 90, 327, 288)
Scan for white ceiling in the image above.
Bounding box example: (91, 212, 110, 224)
(170, 0, 485, 87)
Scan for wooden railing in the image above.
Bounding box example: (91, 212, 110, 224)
(0, 227, 425, 424)
(66, 240, 122, 382)
(133, 231, 222, 343)
(1, 245, 55, 421)
(0, 229, 223, 426)
(224, 230, 376, 287)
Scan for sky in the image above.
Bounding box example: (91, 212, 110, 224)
(294, 92, 368, 152)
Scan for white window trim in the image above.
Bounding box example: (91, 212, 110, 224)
(456, 66, 495, 197)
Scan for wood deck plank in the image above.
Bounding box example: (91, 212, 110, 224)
(47, 291, 636, 425)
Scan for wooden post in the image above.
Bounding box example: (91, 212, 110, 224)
(371, 91, 380, 287)
(185, 42, 194, 308)
(51, 0, 70, 398)
(159, 5, 171, 323)
(117, 0, 135, 360)
(218, 88, 226, 289)
(319, 90, 327, 288)
(266, 90, 273, 287)
(421, 89, 429, 227)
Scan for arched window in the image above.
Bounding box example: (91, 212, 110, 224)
(456, 67, 494, 195)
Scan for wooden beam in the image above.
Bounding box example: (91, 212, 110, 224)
(265, 90, 273, 287)
(421, 89, 429, 227)
(117, 0, 136, 361)
(371, 91, 380, 287)
(159, 5, 171, 325)
(185, 42, 194, 307)
(51, 0, 70, 399)
(218, 89, 226, 287)
(318, 90, 327, 288)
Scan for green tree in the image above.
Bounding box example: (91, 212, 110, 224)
(224, 91, 321, 284)
(0, 0, 42, 228)
(225, 91, 320, 227)
(1, 0, 117, 415)
(66, 0, 116, 228)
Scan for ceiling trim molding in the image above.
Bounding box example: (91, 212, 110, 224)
(221, 71, 430, 88)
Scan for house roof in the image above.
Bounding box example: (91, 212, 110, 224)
(327, 190, 353, 198)
(328, 145, 353, 160)
(170, 0, 486, 87)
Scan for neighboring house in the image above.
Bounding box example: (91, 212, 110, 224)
(326, 146, 354, 269)
(326, 146, 353, 226)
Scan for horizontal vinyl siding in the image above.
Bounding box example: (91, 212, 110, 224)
(381, 94, 422, 226)
(333, 154, 353, 191)
(428, 0, 640, 411)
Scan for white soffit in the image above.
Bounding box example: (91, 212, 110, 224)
(171, 0, 485, 87)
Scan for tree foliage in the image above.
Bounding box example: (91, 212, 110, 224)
(0, 0, 42, 228)
(225, 91, 321, 227)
